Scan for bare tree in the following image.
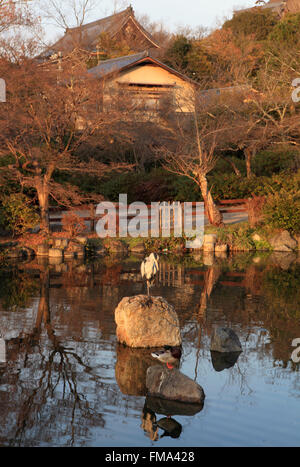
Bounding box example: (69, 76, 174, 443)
(0, 0, 41, 59)
(158, 98, 226, 226)
(0, 56, 132, 232)
(0, 0, 33, 33)
(39, 0, 98, 30)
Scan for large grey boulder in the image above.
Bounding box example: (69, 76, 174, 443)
(210, 327, 242, 353)
(115, 295, 181, 348)
(146, 365, 205, 404)
(269, 230, 297, 251)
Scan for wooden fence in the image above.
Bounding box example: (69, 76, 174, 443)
(49, 199, 248, 233)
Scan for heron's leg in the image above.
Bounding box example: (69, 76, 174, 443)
(147, 280, 150, 296)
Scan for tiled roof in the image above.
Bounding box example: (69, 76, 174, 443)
(87, 51, 149, 78)
(87, 51, 200, 86)
(40, 7, 159, 58)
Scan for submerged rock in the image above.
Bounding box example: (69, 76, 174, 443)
(115, 295, 181, 348)
(146, 365, 205, 404)
(210, 327, 242, 353)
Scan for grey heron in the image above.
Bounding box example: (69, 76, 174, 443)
(140, 252, 159, 296)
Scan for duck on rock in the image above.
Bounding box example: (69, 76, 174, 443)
(151, 345, 182, 369)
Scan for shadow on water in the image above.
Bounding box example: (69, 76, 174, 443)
(0, 250, 299, 446)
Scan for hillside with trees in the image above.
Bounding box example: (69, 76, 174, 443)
(0, 0, 300, 245)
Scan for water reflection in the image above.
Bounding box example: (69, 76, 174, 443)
(141, 403, 183, 441)
(115, 345, 156, 396)
(210, 351, 242, 372)
(0, 251, 299, 446)
(142, 396, 204, 441)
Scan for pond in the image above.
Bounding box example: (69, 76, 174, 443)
(0, 250, 299, 447)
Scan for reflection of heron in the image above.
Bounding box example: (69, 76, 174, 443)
(151, 345, 182, 369)
(141, 253, 159, 296)
(0, 337, 5, 364)
(141, 403, 159, 441)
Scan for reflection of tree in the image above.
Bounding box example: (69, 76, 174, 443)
(199, 265, 221, 319)
(0, 266, 109, 446)
(102, 264, 122, 286)
(194, 264, 221, 380)
(0, 254, 299, 445)
(217, 357, 254, 397)
(0, 267, 39, 310)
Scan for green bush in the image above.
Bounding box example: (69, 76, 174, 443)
(208, 173, 265, 200)
(267, 13, 300, 47)
(252, 148, 297, 176)
(208, 169, 300, 201)
(223, 8, 278, 41)
(173, 176, 200, 201)
(100, 169, 181, 203)
(263, 189, 300, 234)
(0, 193, 40, 236)
(215, 223, 256, 251)
(263, 264, 300, 313)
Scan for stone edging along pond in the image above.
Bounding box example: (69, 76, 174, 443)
(0, 226, 300, 261)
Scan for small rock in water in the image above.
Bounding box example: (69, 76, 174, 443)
(210, 326, 242, 353)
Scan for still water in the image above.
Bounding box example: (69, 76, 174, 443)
(0, 250, 299, 447)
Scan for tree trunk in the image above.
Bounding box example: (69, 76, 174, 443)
(35, 270, 50, 330)
(198, 174, 224, 227)
(244, 147, 253, 179)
